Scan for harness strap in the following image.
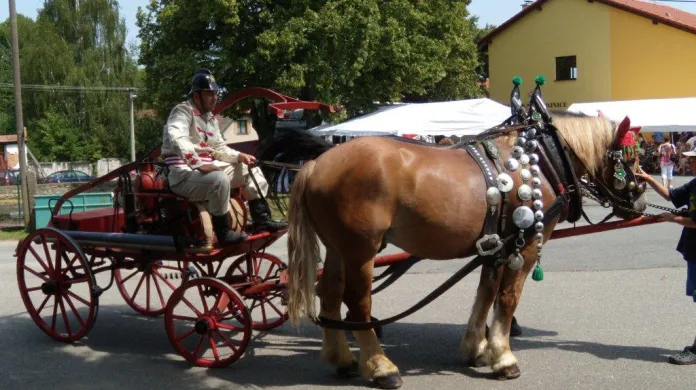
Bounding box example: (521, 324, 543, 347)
(464, 143, 504, 258)
(537, 128, 583, 222)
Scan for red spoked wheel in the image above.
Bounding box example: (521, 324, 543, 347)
(226, 252, 289, 330)
(164, 277, 251, 368)
(115, 259, 194, 316)
(16, 228, 99, 342)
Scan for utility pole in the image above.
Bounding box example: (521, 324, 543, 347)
(129, 89, 137, 161)
(9, 0, 31, 228)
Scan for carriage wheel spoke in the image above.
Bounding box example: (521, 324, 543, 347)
(216, 322, 241, 331)
(58, 295, 72, 336)
(192, 335, 205, 358)
(146, 273, 152, 312)
(65, 289, 90, 307)
(260, 300, 268, 325)
(175, 328, 197, 342)
(54, 241, 63, 273)
(151, 273, 167, 309)
(40, 235, 54, 276)
(178, 296, 203, 317)
(23, 265, 49, 282)
(214, 329, 239, 354)
(27, 246, 51, 277)
(197, 285, 210, 314)
(36, 294, 51, 315)
(264, 263, 277, 280)
(63, 293, 85, 328)
(209, 334, 220, 361)
(120, 269, 140, 284)
(61, 253, 79, 277)
(264, 299, 284, 317)
(129, 272, 147, 304)
(51, 295, 58, 331)
(153, 268, 179, 291)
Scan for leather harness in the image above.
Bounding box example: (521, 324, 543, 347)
(462, 122, 583, 268)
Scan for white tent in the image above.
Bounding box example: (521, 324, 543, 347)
(567, 97, 696, 133)
(308, 98, 512, 138)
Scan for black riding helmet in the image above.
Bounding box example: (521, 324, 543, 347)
(189, 68, 221, 95)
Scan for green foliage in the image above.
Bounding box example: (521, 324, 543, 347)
(0, 1, 138, 162)
(137, 0, 487, 142)
(31, 110, 102, 161)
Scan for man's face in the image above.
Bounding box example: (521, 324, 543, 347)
(195, 90, 218, 113)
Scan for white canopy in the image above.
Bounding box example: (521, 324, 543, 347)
(567, 97, 696, 133)
(308, 98, 512, 137)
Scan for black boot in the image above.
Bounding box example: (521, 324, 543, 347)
(211, 213, 248, 245)
(248, 198, 288, 232)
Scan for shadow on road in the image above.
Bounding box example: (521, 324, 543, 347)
(0, 304, 682, 389)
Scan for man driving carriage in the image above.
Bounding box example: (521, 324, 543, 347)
(161, 68, 288, 244)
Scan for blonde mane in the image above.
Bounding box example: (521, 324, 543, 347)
(551, 114, 616, 174)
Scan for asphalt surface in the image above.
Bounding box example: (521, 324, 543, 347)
(1, 175, 695, 390)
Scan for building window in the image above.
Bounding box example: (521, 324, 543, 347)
(237, 120, 248, 135)
(555, 56, 577, 81)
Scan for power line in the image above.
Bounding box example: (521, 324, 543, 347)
(0, 83, 137, 92)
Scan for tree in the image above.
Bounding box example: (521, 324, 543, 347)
(0, 1, 139, 162)
(137, 0, 484, 143)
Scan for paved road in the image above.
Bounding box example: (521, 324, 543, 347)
(1, 175, 694, 390)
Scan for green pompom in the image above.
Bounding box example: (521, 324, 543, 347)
(535, 75, 546, 86)
(512, 76, 522, 86)
(532, 263, 544, 281)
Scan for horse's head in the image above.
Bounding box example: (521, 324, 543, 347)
(551, 112, 648, 219)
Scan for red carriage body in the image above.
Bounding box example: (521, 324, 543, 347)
(14, 88, 341, 367)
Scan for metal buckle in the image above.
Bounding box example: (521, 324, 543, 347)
(476, 234, 503, 256)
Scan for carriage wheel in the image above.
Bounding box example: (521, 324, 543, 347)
(164, 277, 251, 368)
(226, 252, 289, 330)
(115, 259, 195, 317)
(16, 228, 99, 342)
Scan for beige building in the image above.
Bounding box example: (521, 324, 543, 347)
(217, 115, 258, 144)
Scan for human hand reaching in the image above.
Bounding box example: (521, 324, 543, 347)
(238, 153, 257, 166)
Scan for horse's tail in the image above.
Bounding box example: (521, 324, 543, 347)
(286, 159, 321, 325)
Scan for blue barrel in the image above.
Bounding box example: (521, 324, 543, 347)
(34, 192, 114, 228)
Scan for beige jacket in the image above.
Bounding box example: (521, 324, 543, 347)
(161, 99, 240, 186)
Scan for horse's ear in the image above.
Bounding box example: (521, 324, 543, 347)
(615, 116, 631, 144)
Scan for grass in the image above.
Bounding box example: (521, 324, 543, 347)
(0, 227, 28, 242)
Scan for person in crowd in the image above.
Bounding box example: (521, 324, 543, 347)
(658, 135, 677, 188)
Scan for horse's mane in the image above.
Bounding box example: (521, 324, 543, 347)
(549, 110, 615, 173)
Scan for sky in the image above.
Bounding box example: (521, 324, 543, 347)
(2, 0, 696, 47)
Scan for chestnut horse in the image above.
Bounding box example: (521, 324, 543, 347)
(266, 111, 647, 388)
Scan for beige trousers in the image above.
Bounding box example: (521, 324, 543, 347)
(168, 163, 269, 216)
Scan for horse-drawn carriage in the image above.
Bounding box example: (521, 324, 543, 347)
(14, 79, 681, 388)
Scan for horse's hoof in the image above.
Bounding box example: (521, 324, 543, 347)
(496, 364, 521, 380)
(336, 361, 360, 378)
(373, 373, 403, 389)
(467, 356, 487, 368)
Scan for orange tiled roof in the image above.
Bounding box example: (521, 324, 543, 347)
(0, 135, 18, 143)
(479, 0, 696, 46)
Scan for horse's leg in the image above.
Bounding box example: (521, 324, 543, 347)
(461, 264, 503, 367)
(316, 248, 358, 376)
(343, 256, 402, 389)
(485, 242, 544, 380)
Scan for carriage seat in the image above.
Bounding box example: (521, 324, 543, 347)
(131, 163, 248, 250)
